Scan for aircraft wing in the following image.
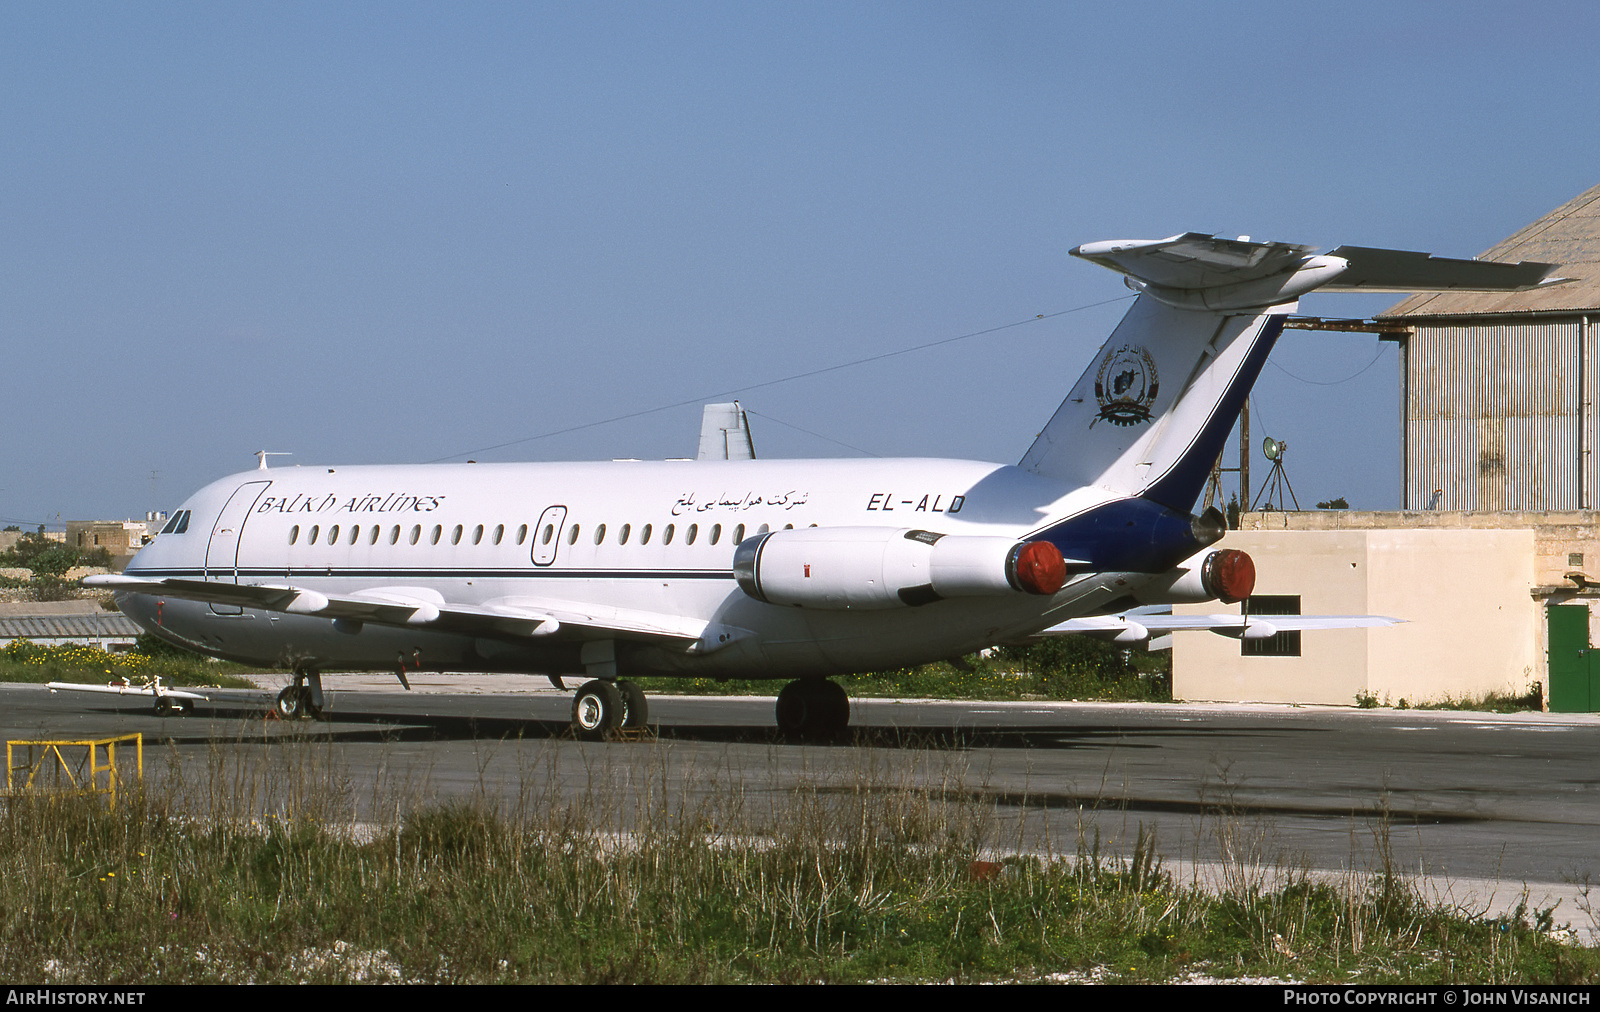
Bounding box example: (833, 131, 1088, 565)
(1038, 611, 1403, 645)
(83, 575, 726, 652)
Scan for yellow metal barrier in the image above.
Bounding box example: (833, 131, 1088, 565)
(5, 734, 143, 809)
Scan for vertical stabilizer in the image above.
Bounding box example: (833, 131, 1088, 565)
(1019, 295, 1288, 513)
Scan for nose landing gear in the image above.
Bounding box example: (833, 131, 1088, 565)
(275, 666, 326, 720)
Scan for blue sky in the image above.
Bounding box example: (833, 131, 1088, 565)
(4, 2, 1598, 525)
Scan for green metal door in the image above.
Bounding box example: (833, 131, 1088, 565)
(1547, 604, 1600, 712)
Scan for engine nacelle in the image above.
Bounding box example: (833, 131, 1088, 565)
(733, 527, 1067, 610)
(1131, 547, 1255, 605)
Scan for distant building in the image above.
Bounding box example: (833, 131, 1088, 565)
(1380, 181, 1600, 510)
(0, 600, 144, 652)
(65, 520, 157, 557)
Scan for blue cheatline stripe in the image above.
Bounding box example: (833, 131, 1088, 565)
(1139, 313, 1288, 513)
(123, 567, 737, 581)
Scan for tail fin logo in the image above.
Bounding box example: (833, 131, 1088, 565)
(1092, 344, 1159, 427)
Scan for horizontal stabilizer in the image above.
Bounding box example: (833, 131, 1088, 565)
(1071, 233, 1565, 312)
(1321, 245, 1570, 294)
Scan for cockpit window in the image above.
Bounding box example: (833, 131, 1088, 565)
(161, 510, 192, 535)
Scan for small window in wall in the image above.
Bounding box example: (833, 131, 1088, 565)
(619, 524, 631, 545)
(595, 523, 607, 545)
(640, 524, 653, 545)
(289, 525, 300, 545)
(1241, 595, 1301, 657)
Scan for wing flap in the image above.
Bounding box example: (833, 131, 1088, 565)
(1039, 612, 1403, 644)
(84, 575, 722, 651)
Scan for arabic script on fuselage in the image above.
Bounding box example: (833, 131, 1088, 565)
(670, 491, 810, 517)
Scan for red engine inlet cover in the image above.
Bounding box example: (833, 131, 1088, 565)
(1011, 540, 1068, 596)
(1203, 548, 1256, 604)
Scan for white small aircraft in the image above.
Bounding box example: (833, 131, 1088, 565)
(88, 233, 1562, 737)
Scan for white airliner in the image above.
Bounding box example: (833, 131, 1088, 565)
(88, 233, 1563, 738)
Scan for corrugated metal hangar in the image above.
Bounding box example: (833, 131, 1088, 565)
(1176, 182, 1600, 711)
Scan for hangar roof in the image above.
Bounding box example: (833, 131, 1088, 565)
(1380, 181, 1600, 319)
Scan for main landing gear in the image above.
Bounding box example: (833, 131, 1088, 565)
(775, 678, 850, 740)
(275, 665, 326, 721)
(569, 679, 649, 741)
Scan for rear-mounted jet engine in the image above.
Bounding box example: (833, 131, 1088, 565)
(732, 527, 1067, 609)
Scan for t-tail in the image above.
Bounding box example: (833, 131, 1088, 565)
(1023, 232, 1567, 512)
(1018, 232, 1566, 571)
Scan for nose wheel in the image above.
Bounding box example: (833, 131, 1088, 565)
(775, 678, 850, 740)
(276, 666, 326, 720)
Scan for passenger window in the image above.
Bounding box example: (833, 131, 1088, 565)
(410, 525, 421, 545)
(451, 524, 463, 545)
(349, 525, 361, 545)
(686, 524, 698, 545)
(517, 524, 528, 545)
(542, 524, 555, 545)
(493, 524, 504, 545)
(640, 524, 652, 545)
(733, 524, 745, 543)
(473, 524, 484, 545)
(783, 524, 793, 530)
(710, 524, 721, 545)
(390, 525, 401, 545)
(369, 525, 380, 545)
(309, 525, 320, 543)
(757, 524, 769, 535)
(619, 523, 631, 545)
(289, 525, 300, 545)
(567, 524, 580, 546)
(431, 525, 442, 545)
(595, 523, 607, 545)
(328, 525, 340, 545)
(663, 524, 675, 545)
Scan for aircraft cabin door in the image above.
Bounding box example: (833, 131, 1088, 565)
(531, 505, 567, 567)
(204, 480, 272, 615)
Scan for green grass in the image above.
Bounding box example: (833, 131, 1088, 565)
(0, 639, 259, 690)
(1, 748, 1594, 984)
(637, 638, 1172, 703)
